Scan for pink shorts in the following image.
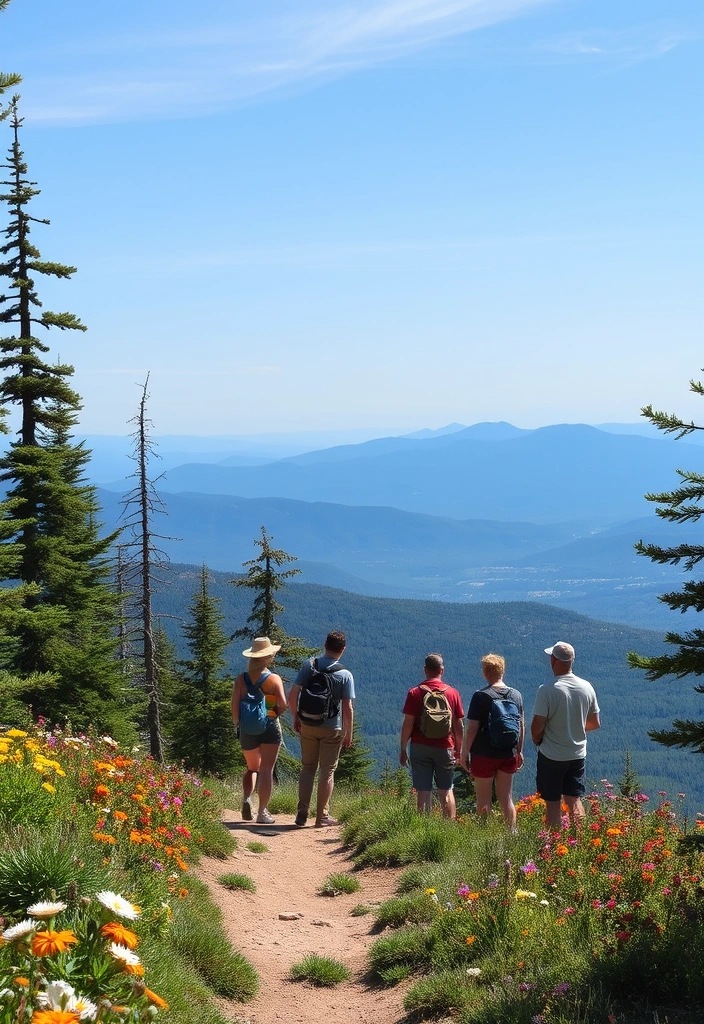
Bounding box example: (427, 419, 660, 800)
(470, 753, 519, 778)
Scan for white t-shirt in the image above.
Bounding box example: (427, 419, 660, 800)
(532, 672, 599, 761)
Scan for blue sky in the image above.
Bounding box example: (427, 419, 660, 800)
(0, 0, 702, 435)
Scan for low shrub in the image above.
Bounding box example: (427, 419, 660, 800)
(246, 841, 269, 854)
(288, 954, 351, 986)
(217, 872, 256, 893)
(318, 872, 361, 897)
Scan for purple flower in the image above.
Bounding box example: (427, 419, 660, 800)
(520, 861, 539, 875)
(457, 885, 471, 897)
(519, 982, 536, 993)
(553, 983, 569, 996)
(151, 860, 164, 872)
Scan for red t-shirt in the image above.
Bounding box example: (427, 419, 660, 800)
(402, 678, 465, 749)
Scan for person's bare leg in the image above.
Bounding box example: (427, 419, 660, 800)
(473, 776, 493, 818)
(545, 799, 563, 828)
(256, 743, 280, 812)
(495, 771, 517, 829)
(416, 790, 432, 814)
(242, 750, 261, 800)
(564, 795, 585, 829)
(438, 788, 456, 819)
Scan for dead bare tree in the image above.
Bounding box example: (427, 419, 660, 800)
(119, 376, 176, 762)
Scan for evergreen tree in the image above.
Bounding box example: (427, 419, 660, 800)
(166, 566, 238, 776)
(628, 379, 704, 752)
(233, 526, 316, 677)
(335, 719, 374, 789)
(617, 748, 642, 798)
(0, 99, 128, 735)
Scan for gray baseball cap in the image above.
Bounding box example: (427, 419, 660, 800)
(544, 641, 575, 663)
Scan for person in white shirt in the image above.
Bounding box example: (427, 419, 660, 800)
(530, 641, 600, 828)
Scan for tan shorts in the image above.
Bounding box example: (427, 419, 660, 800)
(299, 724, 343, 772)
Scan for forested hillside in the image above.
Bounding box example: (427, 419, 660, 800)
(154, 565, 703, 808)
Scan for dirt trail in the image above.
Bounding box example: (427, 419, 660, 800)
(196, 809, 407, 1024)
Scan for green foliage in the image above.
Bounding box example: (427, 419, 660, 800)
(217, 871, 256, 893)
(267, 781, 299, 814)
(317, 872, 361, 897)
(335, 718, 375, 789)
(288, 954, 351, 986)
(0, 824, 111, 917)
(245, 840, 269, 853)
(350, 903, 373, 916)
(374, 892, 438, 929)
(167, 876, 259, 1001)
(404, 968, 480, 1018)
(368, 925, 430, 983)
(165, 565, 238, 775)
(628, 380, 704, 754)
(618, 748, 642, 797)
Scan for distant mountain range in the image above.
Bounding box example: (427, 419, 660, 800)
(99, 423, 704, 526)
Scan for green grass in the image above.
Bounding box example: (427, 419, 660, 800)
(288, 954, 351, 987)
(351, 903, 373, 916)
(170, 877, 258, 1001)
(375, 892, 438, 929)
(245, 841, 269, 853)
(217, 872, 256, 893)
(268, 782, 299, 815)
(404, 968, 480, 1018)
(317, 872, 361, 897)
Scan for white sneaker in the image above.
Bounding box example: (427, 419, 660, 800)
(256, 808, 275, 824)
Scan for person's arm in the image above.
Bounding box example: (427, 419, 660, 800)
(270, 674, 288, 717)
(231, 675, 243, 730)
(341, 698, 354, 749)
(288, 683, 302, 732)
(585, 711, 601, 732)
(516, 711, 525, 769)
(461, 719, 480, 769)
(399, 713, 415, 766)
(452, 714, 464, 760)
(531, 714, 547, 746)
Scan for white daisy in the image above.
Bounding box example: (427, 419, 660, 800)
(108, 942, 141, 967)
(27, 900, 67, 918)
(2, 918, 37, 941)
(95, 891, 141, 920)
(72, 994, 99, 1020)
(101, 736, 119, 748)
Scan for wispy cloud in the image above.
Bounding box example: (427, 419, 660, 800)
(14, 0, 556, 125)
(530, 23, 698, 68)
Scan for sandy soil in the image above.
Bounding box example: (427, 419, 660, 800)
(196, 808, 408, 1024)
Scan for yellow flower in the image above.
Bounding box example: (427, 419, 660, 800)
(42, 783, 56, 795)
(6, 729, 27, 738)
(425, 888, 436, 895)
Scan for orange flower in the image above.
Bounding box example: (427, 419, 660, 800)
(641, 872, 655, 883)
(129, 830, 143, 844)
(31, 930, 79, 957)
(32, 1012, 80, 1024)
(591, 838, 603, 847)
(113, 811, 128, 822)
(178, 888, 189, 899)
(93, 832, 116, 845)
(94, 784, 110, 799)
(15, 977, 29, 986)
(556, 844, 569, 857)
(175, 856, 188, 872)
(123, 962, 145, 976)
(101, 922, 139, 949)
(465, 935, 476, 945)
(144, 988, 169, 1010)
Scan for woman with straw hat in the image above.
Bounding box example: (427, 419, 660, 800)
(231, 636, 287, 824)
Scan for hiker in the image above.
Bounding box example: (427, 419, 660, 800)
(288, 630, 355, 828)
(460, 653, 524, 830)
(231, 636, 287, 825)
(531, 641, 601, 829)
(399, 653, 464, 817)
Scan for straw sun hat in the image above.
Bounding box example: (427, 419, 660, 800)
(242, 636, 281, 658)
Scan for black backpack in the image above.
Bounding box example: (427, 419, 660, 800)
(297, 658, 343, 723)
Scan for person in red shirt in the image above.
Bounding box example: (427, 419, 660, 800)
(399, 653, 465, 817)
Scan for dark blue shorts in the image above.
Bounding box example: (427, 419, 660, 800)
(240, 719, 282, 750)
(536, 751, 586, 802)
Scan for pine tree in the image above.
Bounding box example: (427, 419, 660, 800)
(617, 748, 642, 798)
(0, 99, 128, 735)
(233, 526, 316, 677)
(335, 719, 374, 789)
(628, 378, 704, 752)
(165, 566, 238, 776)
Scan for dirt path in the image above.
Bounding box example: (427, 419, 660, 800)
(196, 809, 407, 1024)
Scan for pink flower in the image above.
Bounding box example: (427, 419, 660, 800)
(662, 887, 672, 896)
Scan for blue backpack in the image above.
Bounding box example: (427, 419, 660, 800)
(239, 670, 271, 735)
(486, 688, 522, 750)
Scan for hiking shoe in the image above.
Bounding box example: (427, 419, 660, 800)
(295, 811, 308, 827)
(256, 808, 276, 825)
(314, 815, 340, 828)
(241, 798, 253, 821)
